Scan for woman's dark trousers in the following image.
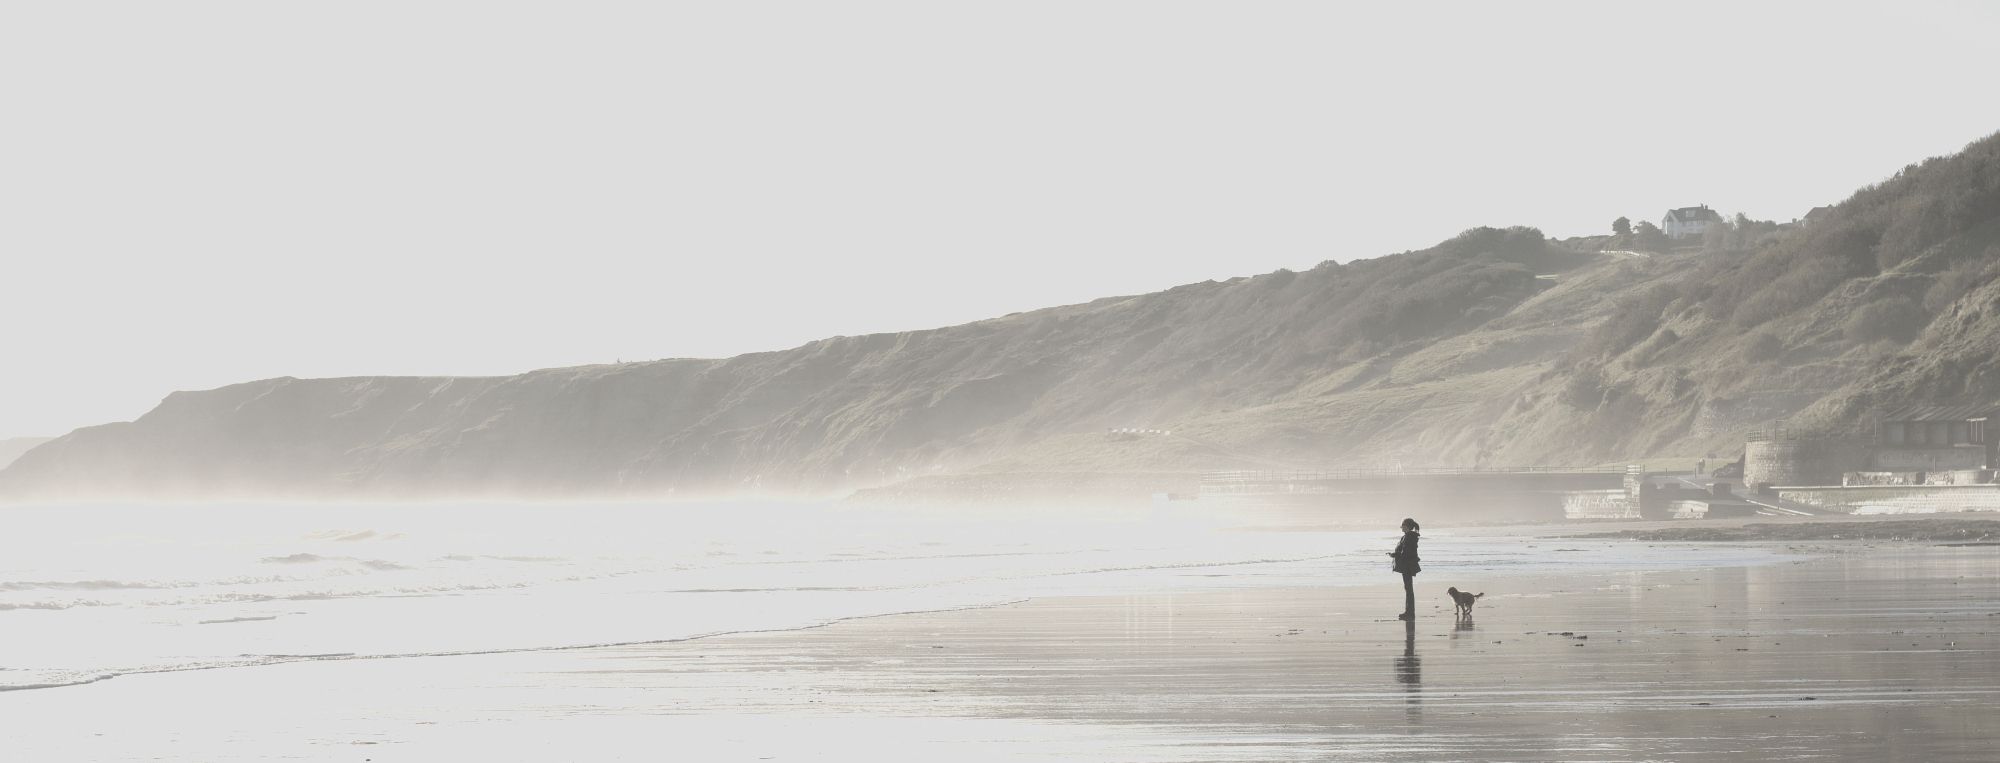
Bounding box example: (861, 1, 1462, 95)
(1402, 573, 1415, 618)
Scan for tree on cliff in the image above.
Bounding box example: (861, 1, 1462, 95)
(1632, 220, 1669, 251)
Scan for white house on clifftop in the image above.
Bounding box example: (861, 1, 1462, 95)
(1662, 204, 1723, 239)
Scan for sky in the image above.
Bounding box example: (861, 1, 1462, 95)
(3, 1, 1999, 438)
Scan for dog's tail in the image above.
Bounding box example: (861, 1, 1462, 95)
(1473, 592, 1485, 600)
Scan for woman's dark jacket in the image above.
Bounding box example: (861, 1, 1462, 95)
(1391, 531, 1421, 575)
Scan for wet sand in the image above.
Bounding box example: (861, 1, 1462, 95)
(6, 544, 1998, 761)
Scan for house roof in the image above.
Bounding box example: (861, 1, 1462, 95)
(1665, 206, 1723, 223)
(1879, 403, 2000, 422)
(1803, 205, 1834, 219)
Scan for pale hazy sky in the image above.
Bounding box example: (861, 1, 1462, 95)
(3, 2, 1998, 438)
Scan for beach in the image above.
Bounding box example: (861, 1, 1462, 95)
(5, 527, 1996, 762)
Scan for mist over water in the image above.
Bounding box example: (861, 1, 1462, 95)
(0, 502, 1787, 693)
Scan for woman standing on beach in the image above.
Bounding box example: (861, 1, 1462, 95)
(1389, 518, 1421, 620)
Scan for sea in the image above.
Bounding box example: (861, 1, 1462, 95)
(0, 501, 1787, 694)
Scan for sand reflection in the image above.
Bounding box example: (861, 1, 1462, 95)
(1395, 618, 1421, 727)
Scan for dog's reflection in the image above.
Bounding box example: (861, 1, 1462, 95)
(1394, 618, 1422, 726)
(1454, 615, 1476, 634)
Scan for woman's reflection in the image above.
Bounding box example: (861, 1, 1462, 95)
(1395, 618, 1422, 726)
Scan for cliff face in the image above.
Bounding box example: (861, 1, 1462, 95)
(6, 132, 1998, 501)
(0, 437, 51, 470)
(1479, 130, 2000, 465)
(0, 227, 1590, 500)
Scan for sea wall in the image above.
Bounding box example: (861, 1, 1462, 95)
(1666, 499, 1759, 520)
(1871, 446, 1987, 471)
(1561, 489, 1637, 519)
(1844, 469, 1994, 486)
(1777, 485, 2000, 514)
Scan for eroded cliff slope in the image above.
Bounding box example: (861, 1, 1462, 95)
(6, 131, 1998, 501)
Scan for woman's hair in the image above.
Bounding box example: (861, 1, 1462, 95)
(1401, 518, 1420, 532)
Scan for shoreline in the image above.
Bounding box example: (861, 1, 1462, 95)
(0, 519, 1800, 697)
(5, 535, 1997, 760)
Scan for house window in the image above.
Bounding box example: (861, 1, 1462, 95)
(1973, 420, 1987, 445)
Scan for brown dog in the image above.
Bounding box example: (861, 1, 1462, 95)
(1447, 587, 1484, 617)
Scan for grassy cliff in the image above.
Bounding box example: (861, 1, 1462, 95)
(5, 131, 1998, 501)
(1486, 130, 2000, 464)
